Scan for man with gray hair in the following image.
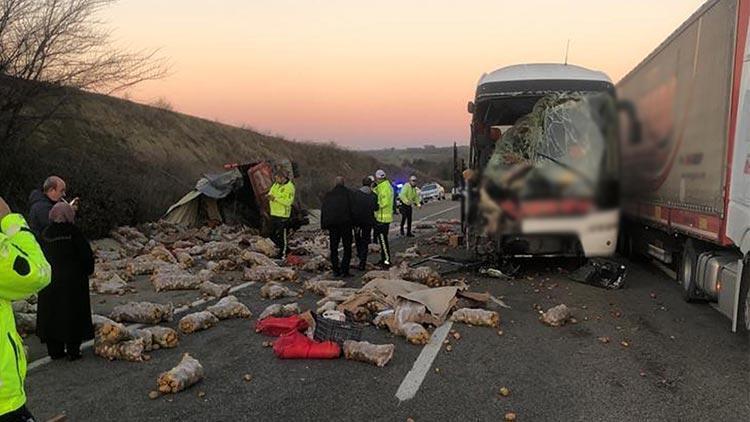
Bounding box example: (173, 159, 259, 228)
(28, 176, 77, 236)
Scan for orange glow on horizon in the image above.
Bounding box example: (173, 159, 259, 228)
(103, 0, 707, 149)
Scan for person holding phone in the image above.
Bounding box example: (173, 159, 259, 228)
(27, 176, 79, 236)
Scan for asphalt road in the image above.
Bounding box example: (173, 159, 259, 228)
(24, 200, 750, 421)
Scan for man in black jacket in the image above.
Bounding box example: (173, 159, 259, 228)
(28, 176, 77, 236)
(320, 176, 353, 277)
(351, 176, 378, 270)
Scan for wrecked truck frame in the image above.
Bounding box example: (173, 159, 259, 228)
(463, 64, 620, 261)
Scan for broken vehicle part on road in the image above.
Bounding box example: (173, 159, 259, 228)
(568, 258, 627, 289)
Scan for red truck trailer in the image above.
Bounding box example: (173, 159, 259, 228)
(617, 0, 750, 331)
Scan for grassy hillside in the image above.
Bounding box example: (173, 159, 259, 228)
(1, 87, 407, 237)
(362, 145, 469, 185)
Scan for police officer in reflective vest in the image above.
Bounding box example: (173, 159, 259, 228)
(0, 196, 51, 421)
(267, 171, 295, 259)
(372, 169, 394, 267)
(398, 175, 421, 237)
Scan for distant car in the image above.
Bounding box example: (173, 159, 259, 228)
(420, 183, 445, 202)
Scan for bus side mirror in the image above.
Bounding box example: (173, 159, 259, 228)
(467, 101, 475, 114)
(617, 100, 642, 144)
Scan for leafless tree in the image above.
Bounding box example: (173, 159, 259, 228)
(0, 0, 168, 148)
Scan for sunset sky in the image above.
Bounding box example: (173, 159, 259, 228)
(103, 0, 707, 149)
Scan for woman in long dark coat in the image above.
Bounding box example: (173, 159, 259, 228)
(37, 202, 94, 360)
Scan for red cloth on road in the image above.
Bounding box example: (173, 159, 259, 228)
(255, 315, 308, 337)
(285, 255, 304, 266)
(273, 331, 340, 359)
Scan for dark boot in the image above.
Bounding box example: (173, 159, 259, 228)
(46, 340, 65, 360)
(66, 342, 82, 361)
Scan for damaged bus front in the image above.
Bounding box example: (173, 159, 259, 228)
(465, 64, 619, 259)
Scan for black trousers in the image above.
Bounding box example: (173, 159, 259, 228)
(399, 204, 413, 235)
(46, 339, 81, 359)
(373, 222, 391, 265)
(329, 225, 352, 274)
(271, 216, 289, 258)
(0, 405, 36, 422)
(354, 224, 372, 265)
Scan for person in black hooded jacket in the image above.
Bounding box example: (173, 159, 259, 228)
(37, 202, 94, 360)
(320, 176, 353, 277)
(351, 177, 378, 270)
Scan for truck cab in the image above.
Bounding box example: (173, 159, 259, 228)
(465, 63, 620, 259)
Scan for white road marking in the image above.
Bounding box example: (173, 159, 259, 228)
(395, 321, 453, 402)
(27, 281, 256, 371)
(392, 205, 460, 401)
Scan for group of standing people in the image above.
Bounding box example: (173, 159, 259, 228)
(0, 175, 95, 421)
(0, 169, 417, 420)
(321, 169, 420, 276)
(27, 176, 94, 362)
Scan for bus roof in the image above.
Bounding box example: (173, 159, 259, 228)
(475, 63, 614, 99)
(478, 63, 612, 86)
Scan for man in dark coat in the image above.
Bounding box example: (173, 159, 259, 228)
(37, 202, 94, 360)
(28, 176, 77, 236)
(351, 177, 378, 270)
(320, 176, 353, 277)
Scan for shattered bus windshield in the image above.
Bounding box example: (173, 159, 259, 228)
(485, 92, 617, 199)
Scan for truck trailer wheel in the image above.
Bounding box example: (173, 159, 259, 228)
(739, 255, 750, 331)
(679, 240, 701, 302)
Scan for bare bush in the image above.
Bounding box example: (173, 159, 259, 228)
(151, 97, 174, 111)
(0, 0, 168, 148)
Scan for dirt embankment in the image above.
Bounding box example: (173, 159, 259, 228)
(2, 88, 404, 237)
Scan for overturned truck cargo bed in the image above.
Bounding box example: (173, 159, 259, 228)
(163, 159, 308, 234)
